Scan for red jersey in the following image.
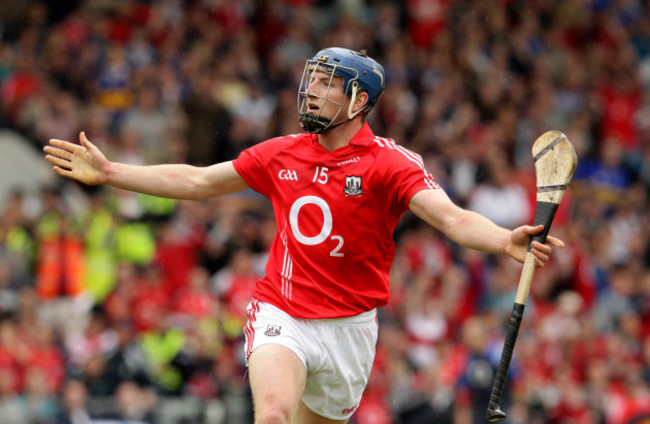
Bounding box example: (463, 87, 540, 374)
(232, 123, 439, 318)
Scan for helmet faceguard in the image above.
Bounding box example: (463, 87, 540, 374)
(298, 48, 385, 134)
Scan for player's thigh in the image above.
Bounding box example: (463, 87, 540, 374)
(248, 343, 307, 422)
(295, 401, 349, 424)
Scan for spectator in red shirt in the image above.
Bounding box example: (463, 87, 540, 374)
(171, 266, 218, 321)
(211, 247, 260, 325)
(130, 265, 171, 334)
(0, 54, 42, 126)
(23, 326, 65, 395)
(154, 208, 206, 297)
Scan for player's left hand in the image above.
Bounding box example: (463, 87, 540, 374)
(507, 225, 564, 267)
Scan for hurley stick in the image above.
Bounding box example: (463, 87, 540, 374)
(485, 130, 577, 422)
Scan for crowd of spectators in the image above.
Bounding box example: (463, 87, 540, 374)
(1, 0, 650, 423)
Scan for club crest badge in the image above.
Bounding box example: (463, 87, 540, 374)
(264, 325, 282, 337)
(344, 176, 363, 196)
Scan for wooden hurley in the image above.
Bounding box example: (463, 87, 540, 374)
(486, 130, 578, 422)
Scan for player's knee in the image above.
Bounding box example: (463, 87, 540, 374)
(256, 407, 293, 424)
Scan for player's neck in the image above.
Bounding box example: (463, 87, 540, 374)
(317, 118, 364, 152)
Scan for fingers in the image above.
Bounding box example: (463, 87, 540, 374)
(44, 138, 80, 179)
(530, 240, 551, 254)
(528, 247, 548, 268)
(45, 154, 72, 170)
(525, 224, 544, 235)
(52, 165, 73, 179)
(530, 244, 549, 263)
(529, 237, 565, 268)
(80, 131, 94, 150)
(47, 132, 94, 155)
(525, 225, 565, 248)
(545, 235, 565, 248)
(48, 138, 81, 153)
(45, 133, 90, 170)
(43, 145, 73, 161)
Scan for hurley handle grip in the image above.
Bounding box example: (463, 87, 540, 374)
(485, 302, 525, 422)
(528, 201, 559, 249)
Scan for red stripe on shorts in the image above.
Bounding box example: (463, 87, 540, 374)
(245, 299, 260, 359)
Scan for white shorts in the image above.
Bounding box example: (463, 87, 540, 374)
(244, 299, 378, 420)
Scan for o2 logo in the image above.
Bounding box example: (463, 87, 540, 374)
(289, 195, 344, 257)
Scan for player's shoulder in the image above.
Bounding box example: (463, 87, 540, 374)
(269, 132, 310, 144)
(254, 133, 310, 150)
(368, 135, 424, 165)
(244, 133, 310, 157)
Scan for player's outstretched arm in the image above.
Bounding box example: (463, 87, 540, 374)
(409, 189, 564, 267)
(44, 132, 249, 200)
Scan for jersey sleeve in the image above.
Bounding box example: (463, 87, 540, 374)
(231, 137, 284, 197)
(382, 145, 440, 210)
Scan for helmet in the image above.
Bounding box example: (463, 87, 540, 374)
(298, 47, 385, 134)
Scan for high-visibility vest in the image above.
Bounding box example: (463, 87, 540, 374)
(36, 236, 86, 299)
(137, 193, 177, 216)
(2, 225, 35, 267)
(139, 328, 185, 391)
(83, 208, 117, 303)
(114, 221, 156, 265)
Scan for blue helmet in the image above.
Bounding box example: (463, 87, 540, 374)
(298, 47, 385, 134)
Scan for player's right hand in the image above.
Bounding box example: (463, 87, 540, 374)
(507, 224, 564, 267)
(44, 131, 108, 185)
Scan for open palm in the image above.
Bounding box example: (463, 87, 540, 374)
(44, 132, 108, 186)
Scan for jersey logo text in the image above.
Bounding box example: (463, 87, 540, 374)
(336, 156, 360, 166)
(344, 176, 363, 196)
(278, 169, 299, 181)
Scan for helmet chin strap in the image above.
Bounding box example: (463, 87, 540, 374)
(299, 113, 333, 134)
(300, 82, 367, 134)
(302, 110, 366, 134)
(347, 82, 364, 119)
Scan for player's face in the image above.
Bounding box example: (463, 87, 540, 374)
(305, 70, 347, 122)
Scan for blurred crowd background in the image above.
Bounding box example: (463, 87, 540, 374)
(1, 0, 650, 423)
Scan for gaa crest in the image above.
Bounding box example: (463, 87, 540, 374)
(344, 176, 363, 196)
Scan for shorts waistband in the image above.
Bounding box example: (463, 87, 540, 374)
(316, 308, 377, 326)
(253, 299, 377, 326)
